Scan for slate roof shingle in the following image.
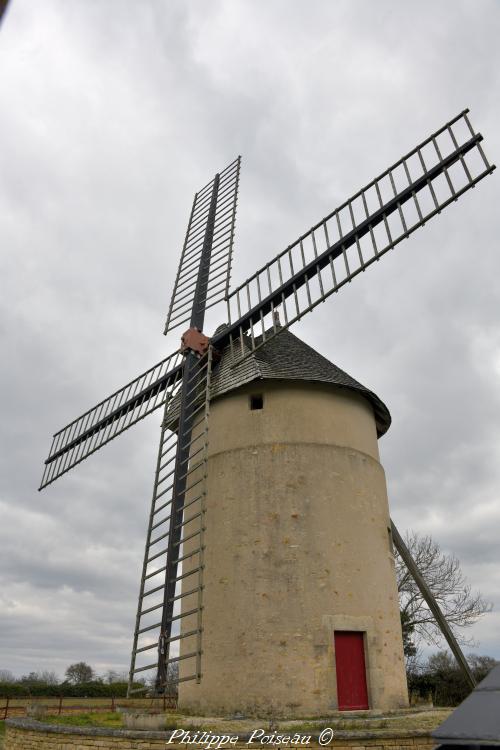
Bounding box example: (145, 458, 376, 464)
(207, 325, 391, 437)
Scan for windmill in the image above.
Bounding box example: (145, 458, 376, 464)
(40, 110, 494, 713)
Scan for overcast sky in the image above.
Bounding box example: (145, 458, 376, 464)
(1, 0, 499, 680)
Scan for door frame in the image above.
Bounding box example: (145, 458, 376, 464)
(333, 629, 369, 711)
(323, 614, 376, 710)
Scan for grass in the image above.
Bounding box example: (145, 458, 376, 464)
(44, 709, 450, 734)
(0, 707, 451, 741)
(381, 710, 451, 731)
(44, 712, 124, 729)
(281, 710, 451, 733)
(44, 711, 182, 730)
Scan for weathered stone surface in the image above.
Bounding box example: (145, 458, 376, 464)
(122, 712, 171, 731)
(26, 703, 47, 720)
(179, 381, 408, 716)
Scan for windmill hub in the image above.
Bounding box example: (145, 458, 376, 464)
(180, 328, 211, 358)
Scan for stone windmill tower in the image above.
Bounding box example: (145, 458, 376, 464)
(177, 326, 406, 715)
(39, 110, 494, 714)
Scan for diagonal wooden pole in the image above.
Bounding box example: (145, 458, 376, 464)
(390, 520, 475, 688)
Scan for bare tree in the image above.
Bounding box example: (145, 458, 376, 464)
(0, 669, 15, 682)
(38, 670, 59, 685)
(103, 669, 127, 684)
(467, 653, 498, 680)
(410, 650, 498, 706)
(396, 531, 492, 648)
(65, 662, 95, 684)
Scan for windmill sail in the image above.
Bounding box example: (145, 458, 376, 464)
(131, 160, 234, 693)
(41, 112, 495, 490)
(40, 158, 242, 491)
(164, 156, 241, 335)
(220, 110, 495, 360)
(39, 350, 184, 490)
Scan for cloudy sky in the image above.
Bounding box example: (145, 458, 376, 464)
(1, 0, 499, 680)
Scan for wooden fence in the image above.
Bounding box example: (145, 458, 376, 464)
(0, 694, 177, 720)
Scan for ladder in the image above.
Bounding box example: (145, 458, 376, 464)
(128, 348, 213, 695)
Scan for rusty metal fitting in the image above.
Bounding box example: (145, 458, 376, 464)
(180, 328, 211, 357)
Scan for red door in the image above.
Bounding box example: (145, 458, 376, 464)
(334, 631, 369, 710)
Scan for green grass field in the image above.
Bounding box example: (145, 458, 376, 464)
(45, 712, 124, 729)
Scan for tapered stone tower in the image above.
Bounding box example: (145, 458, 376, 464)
(179, 327, 408, 716)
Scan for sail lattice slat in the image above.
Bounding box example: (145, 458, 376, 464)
(39, 350, 184, 489)
(164, 157, 241, 335)
(221, 110, 495, 360)
(128, 348, 212, 695)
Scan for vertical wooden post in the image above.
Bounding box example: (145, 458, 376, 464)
(111, 695, 115, 713)
(58, 695, 63, 715)
(4, 696, 9, 720)
(163, 693, 166, 712)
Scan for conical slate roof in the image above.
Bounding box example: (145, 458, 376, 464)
(208, 326, 391, 437)
(432, 664, 500, 745)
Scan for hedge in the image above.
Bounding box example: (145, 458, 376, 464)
(0, 681, 139, 698)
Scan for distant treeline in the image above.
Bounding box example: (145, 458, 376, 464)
(0, 681, 137, 698)
(408, 652, 498, 707)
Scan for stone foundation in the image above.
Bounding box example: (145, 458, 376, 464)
(5, 718, 436, 750)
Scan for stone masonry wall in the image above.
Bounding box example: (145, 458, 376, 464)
(5, 719, 437, 750)
(180, 382, 408, 715)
